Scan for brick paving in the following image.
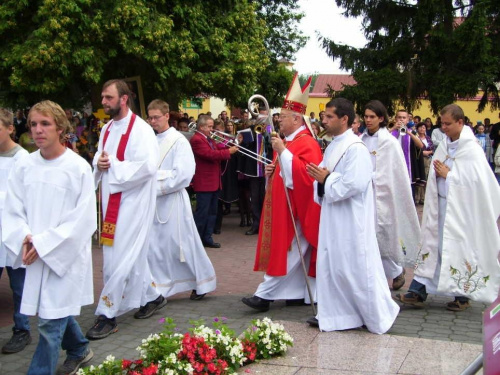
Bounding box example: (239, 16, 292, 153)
(0, 207, 489, 374)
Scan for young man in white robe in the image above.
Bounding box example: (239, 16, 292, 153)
(2, 101, 97, 375)
(0, 108, 30, 354)
(396, 104, 500, 311)
(306, 98, 399, 334)
(135, 99, 216, 314)
(87, 80, 163, 340)
(360, 100, 421, 290)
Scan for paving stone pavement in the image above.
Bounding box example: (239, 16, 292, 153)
(0, 209, 489, 374)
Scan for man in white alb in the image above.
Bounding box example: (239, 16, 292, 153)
(87, 79, 163, 340)
(360, 100, 420, 291)
(135, 99, 216, 313)
(306, 98, 399, 333)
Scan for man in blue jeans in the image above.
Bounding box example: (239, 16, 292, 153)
(2, 101, 97, 374)
(0, 267, 31, 353)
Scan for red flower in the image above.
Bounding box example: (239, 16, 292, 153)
(142, 364, 158, 375)
(122, 359, 133, 369)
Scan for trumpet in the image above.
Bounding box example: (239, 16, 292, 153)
(188, 122, 272, 165)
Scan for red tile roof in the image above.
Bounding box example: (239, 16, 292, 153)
(310, 74, 356, 98)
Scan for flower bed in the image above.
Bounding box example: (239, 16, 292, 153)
(78, 317, 293, 375)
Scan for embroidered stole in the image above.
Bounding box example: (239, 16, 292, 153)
(100, 113, 137, 246)
(258, 134, 307, 270)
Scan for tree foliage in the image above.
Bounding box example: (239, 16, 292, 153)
(0, 0, 291, 109)
(322, 0, 500, 115)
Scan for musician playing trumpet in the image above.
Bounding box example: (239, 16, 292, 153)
(190, 115, 238, 249)
(242, 73, 322, 312)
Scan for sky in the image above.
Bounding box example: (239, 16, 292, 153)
(293, 0, 367, 75)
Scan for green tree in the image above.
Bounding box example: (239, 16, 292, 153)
(235, 0, 306, 109)
(322, 0, 500, 115)
(0, 0, 272, 109)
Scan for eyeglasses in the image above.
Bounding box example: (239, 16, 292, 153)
(147, 115, 164, 122)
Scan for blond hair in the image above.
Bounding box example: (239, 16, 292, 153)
(28, 101, 69, 142)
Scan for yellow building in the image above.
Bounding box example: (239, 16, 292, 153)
(309, 74, 499, 124)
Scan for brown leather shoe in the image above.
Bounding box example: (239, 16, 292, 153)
(392, 269, 406, 290)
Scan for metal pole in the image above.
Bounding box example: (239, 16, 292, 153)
(459, 353, 483, 375)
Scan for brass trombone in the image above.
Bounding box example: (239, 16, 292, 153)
(188, 122, 272, 165)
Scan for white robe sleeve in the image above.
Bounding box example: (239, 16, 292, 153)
(30, 167, 97, 278)
(323, 144, 373, 203)
(279, 149, 294, 189)
(157, 139, 195, 196)
(2, 163, 31, 266)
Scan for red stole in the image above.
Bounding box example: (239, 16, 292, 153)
(100, 113, 137, 246)
(254, 129, 322, 277)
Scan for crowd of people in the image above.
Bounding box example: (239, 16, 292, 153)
(0, 75, 499, 375)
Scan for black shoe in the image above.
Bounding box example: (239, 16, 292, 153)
(246, 217, 253, 227)
(134, 295, 167, 319)
(213, 229, 221, 235)
(1, 330, 31, 354)
(286, 298, 305, 306)
(56, 348, 94, 375)
(190, 290, 207, 301)
(241, 296, 272, 312)
(203, 242, 221, 248)
(239, 218, 246, 227)
(86, 315, 118, 340)
(245, 228, 259, 235)
(306, 316, 319, 327)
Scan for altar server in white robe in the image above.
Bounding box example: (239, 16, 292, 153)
(396, 104, 500, 311)
(136, 99, 215, 314)
(306, 98, 399, 334)
(0, 108, 31, 355)
(87, 80, 162, 340)
(360, 100, 421, 290)
(2, 101, 96, 375)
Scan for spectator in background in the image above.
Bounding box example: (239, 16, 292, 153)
(414, 122, 434, 205)
(489, 112, 500, 157)
(432, 117, 446, 151)
(13, 110, 27, 142)
(424, 117, 433, 137)
(475, 123, 493, 165)
(494, 146, 500, 184)
(352, 114, 362, 136)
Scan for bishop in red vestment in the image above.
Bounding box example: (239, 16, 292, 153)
(242, 74, 322, 312)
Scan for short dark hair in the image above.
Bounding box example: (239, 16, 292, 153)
(440, 104, 464, 122)
(416, 122, 426, 130)
(364, 100, 389, 127)
(326, 98, 355, 126)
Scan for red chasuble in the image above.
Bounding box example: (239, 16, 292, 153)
(254, 129, 322, 277)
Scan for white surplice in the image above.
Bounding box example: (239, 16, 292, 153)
(360, 128, 420, 276)
(2, 150, 96, 319)
(314, 130, 399, 334)
(415, 126, 500, 303)
(148, 127, 216, 297)
(0, 145, 28, 268)
(93, 110, 159, 318)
